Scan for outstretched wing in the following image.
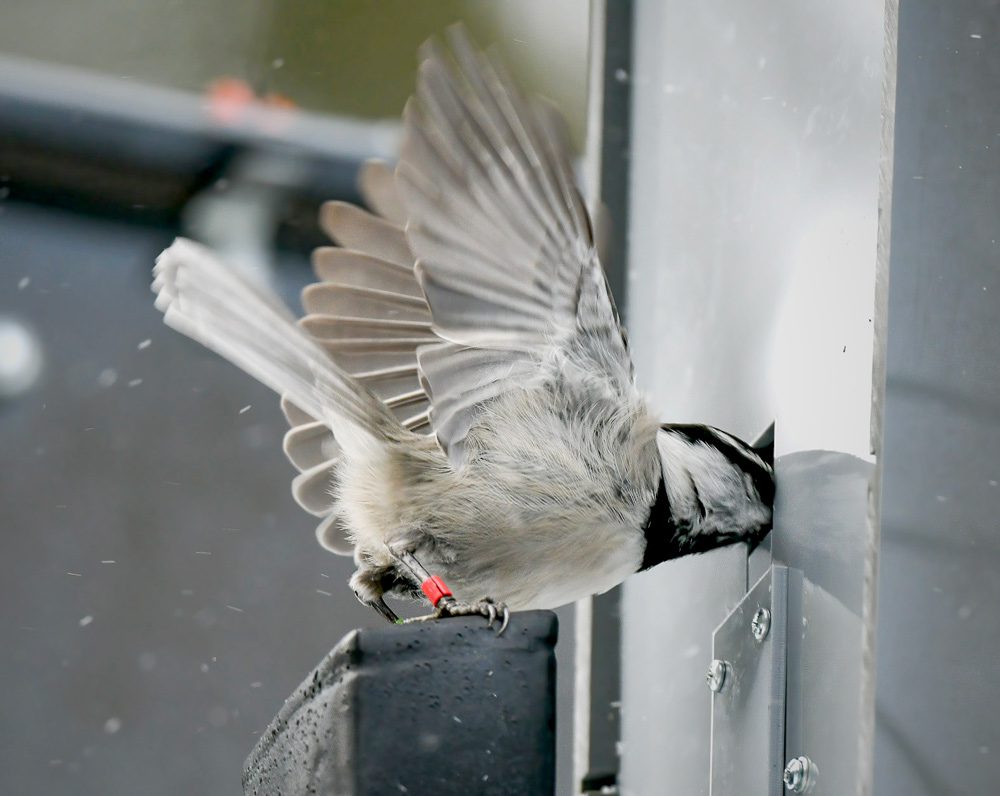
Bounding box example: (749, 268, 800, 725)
(280, 161, 438, 553)
(282, 26, 633, 548)
(398, 26, 632, 464)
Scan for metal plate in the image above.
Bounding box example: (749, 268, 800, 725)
(710, 566, 788, 796)
(784, 571, 864, 796)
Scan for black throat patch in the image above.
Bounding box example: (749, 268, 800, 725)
(638, 476, 678, 572)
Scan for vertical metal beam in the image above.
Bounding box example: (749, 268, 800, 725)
(858, 2, 899, 793)
(874, 1, 1000, 792)
(574, 1, 634, 792)
(621, 0, 886, 791)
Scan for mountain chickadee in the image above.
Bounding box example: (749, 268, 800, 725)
(152, 27, 773, 631)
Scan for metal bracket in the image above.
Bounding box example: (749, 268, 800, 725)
(709, 565, 789, 795)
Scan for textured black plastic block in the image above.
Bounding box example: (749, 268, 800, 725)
(243, 611, 558, 796)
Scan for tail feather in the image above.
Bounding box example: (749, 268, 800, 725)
(152, 238, 404, 454)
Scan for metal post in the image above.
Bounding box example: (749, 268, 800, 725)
(873, 0, 1000, 792)
(574, 1, 634, 792)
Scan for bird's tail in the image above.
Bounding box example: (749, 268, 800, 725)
(152, 238, 405, 454)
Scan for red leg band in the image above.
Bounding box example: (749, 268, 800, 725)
(421, 575, 453, 607)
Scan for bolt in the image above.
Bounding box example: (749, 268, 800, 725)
(706, 659, 730, 693)
(751, 606, 771, 642)
(783, 756, 817, 793)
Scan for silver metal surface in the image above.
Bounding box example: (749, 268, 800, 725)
(751, 607, 771, 642)
(783, 568, 863, 796)
(709, 567, 788, 796)
(602, 0, 887, 791)
(622, 546, 748, 795)
(873, 1, 1000, 792)
(706, 660, 730, 694)
(748, 535, 774, 591)
(783, 756, 817, 793)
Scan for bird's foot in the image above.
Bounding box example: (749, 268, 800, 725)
(404, 596, 511, 635)
(386, 545, 510, 634)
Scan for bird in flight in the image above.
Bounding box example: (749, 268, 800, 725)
(153, 26, 773, 633)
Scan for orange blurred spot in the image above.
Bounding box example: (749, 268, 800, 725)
(206, 77, 256, 125)
(205, 79, 299, 130)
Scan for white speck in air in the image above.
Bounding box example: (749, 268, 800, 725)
(104, 717, 122, 734)
(200, 663, 210, 673)
(250, 681, 263, 689)
(79, 615, 94, 627)
(272, 58, 284, 69)
(971, 33, 983, 39)
(17, 276, 30, 290)
(239, 404, 252, 414)
(67, 571, 82, 577)
(97, 368, 118, 388)
(137, 339, 151, 350)
(128, 378, 143, 387)
(101, 560, 116, 564)
(195, 551, 212, 556)
(225, 604, 244, 613)
(316, 589, 332, 597)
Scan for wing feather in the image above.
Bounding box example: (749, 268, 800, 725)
(397, 25, 632, 463)
(283, 27, 632, 546)
(279, 161, 436, 554)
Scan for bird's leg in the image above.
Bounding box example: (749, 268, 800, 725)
(387, 545, 510, 635)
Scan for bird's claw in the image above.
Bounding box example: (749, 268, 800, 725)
(405, 596, 511, 635)
(481, 600, 512, 634)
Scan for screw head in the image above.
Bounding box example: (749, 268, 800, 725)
(706, 659, 730, 693)
(751, 606, 771, 642)
(783, 756, 817, 793)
